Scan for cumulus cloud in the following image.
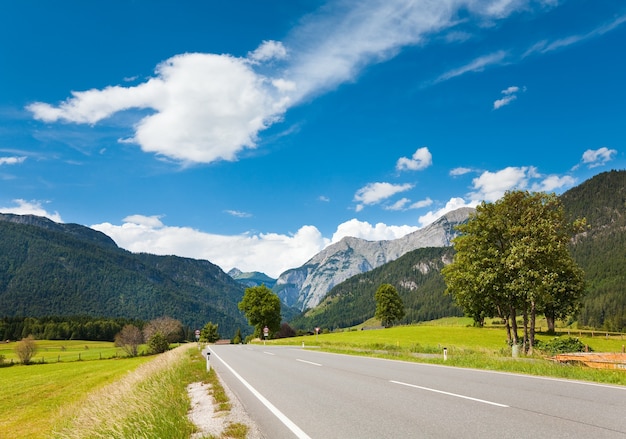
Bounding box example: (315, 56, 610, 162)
(27, 0, 543, 164)
(0, 156, 27, 165)
(531, 175, 576, 192)
(354, 182, 414, 212)
(418, 197, 475, 227)
(450, 167, 473, 176)
(0, 199, 63, 222)
(493, 85, 525, 109)
(331, 218, 418, 243)
(396, 147, 432, 171)
(91, 214, 446, 277)
(582, 147, 617, 168)
(92, 215, 329, 278)
(29, 52, 290, 164)
(470, 166, 534, 201)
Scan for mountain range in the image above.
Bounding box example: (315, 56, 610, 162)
(0, 170, 624, 335)
(0, 213, 249, 337)
(273, 207, 473, 311)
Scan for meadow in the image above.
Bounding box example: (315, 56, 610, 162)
(0, 343, 214, 439)
(269, 318, 626, 386)
(1, 322, 624, 438)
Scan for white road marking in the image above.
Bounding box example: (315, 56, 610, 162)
(296, 359, 322, 366)
(390, 380, 509, 407)
(263, 351, 275, 355)
(210, 349, 312, 439)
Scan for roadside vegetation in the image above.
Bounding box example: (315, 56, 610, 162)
(268, 318, 626, 386)
(0, 343, 247, 439)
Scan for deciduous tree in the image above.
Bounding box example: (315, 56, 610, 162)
(114, 324, 143, 357)
(374, 284, 405, 327)
(200, 322, 220, 343)
(15, 335, 37, 364)
(238, 285, 281, 338)
(442, 191, 586, 353)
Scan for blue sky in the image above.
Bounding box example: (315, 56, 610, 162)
(1, 0, 624, 277)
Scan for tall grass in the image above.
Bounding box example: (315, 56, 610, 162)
(53, 345, 208, 439)
(0, 356, 149, 438)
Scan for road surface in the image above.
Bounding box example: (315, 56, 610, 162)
(208, 344, 626, 438)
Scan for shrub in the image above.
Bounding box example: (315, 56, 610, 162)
(15, 335, 37, 364)
(536, 337, 590, 354)
(147, 332, 170, 354)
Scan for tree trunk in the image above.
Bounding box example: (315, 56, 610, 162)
(545, 312, 556, 334)
(510, 306, 519, 345)
(529, 300, 536, 355)
(522, 310, 529, 353)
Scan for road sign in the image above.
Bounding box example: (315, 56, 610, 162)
(263, 326, 269, 337)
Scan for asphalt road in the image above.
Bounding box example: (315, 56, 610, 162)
(208, 344, 626, 439)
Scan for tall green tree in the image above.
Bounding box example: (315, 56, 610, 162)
(442, 191, 586, 353)
(200, 322, 220, 343)
(374, 284, 405, 327)
(238, 285, 281, 338)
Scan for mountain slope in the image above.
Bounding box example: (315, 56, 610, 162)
(0, 216, 249, 337)
(274, 207, 473, 311)
(289, 247, 462, 330)
(560, 169, 626, 331)
(228, 268, 277, 289)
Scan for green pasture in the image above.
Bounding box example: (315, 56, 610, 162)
(269, 319, 626, 385)
(0, 340, 131, 363)
(0, 355, 150, 438)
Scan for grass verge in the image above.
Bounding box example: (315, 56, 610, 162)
(268, 322, 626, 386)
(52, 344, 207, 439)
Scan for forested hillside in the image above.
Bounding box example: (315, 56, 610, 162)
(290, 247, 463, 330)
(0, 216, 250, 337)
(291, 170, 626, 333)
(561, 169, 626, 331)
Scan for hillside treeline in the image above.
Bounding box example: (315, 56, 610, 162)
(291, 247, 463, 330)
(0, 216, 250, 338)
(0, 316, 150, 342)
(561, 169, 626, 331)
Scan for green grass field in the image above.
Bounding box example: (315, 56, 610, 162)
(0, 354, 150, 438)
(269, 319, 626, 385)
(0, 339, 142, 363)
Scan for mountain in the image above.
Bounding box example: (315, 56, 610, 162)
(228, 268, 277, 289)
(273, 207, 473, 311)
(290, 170, 626, 332)
(0, 215, 249, 337)
(290, 247, 463, 330)
(560, 169, 626, 332)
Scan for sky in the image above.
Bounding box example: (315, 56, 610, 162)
(1, 0, 625, 278)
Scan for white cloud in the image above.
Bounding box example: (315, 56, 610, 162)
(435, 51, 508, 83)
(531, 175, 576, 192)
(0, 156, 27, 165)
(28, 0, 541, 164)
(450, 167, 473, 176)
(225, 210, 253, 218)
(493, 85, 525, 109)
(418, 197, 475, 227)
(248, 40, 288, 63)
(582, 147, 617, 168)
(396, 147, 432, 171)
(524, 14, 626, 57)
(354, 182, 414, 212)
(0, 199, 63, 222)
(331, 219, 417, 243)
(470, 166, 533, 201)
(92, 216, 329, 278)
(29, 52, 291, 164)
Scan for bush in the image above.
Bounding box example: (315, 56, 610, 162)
(536, 337, 590, 354)
(15, 335, 37, 364)
(147, 332, 170, 354)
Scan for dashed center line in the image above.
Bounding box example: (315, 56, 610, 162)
(297, 359, 322, 367)
(390, 380, 509, 407)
